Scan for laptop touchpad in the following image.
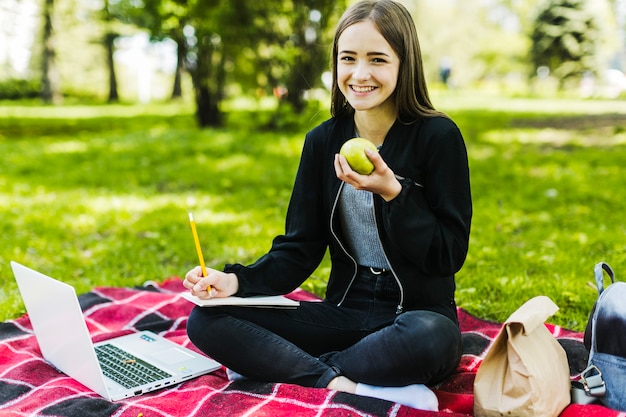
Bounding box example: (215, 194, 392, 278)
(151, 348, 195, 365)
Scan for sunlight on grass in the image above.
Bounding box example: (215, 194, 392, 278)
(45, 140, 90, 154)
(215, 154, 255, 171)
(0, 101, 194, 119)
(181, 203, 245, 226)
(483, 128, 626, 147)
(433, 89, 626, 115)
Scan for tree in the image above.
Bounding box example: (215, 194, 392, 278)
(169, 27, 186, 98)
(103, 32, 119, 103)
(102, 0, 129, 102)
(183, 0, 343, 127)
(65, 0, 343, 126)
(185, 24, 225, 126)
(124, 0, 189, 99)
(41, 0, 62, 104)
(278, 0, 344, 114)
(101, 0, 150, 102)
(115, 0, 237, 124)
(530, 0, 600, 87)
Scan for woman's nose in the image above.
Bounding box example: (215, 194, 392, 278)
(353, 61, 371, 81)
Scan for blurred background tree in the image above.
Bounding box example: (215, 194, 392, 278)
(1, 0, 625, 125)
(40, 0, 62, 104)
(100, 0, 343, 126)
(530, 0, 600, 89)
(125, 0, 189, 99)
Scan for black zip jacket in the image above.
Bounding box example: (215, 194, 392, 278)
(225, 114, 472, 322)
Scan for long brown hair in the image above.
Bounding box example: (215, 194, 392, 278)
(330, 0, 443, 122)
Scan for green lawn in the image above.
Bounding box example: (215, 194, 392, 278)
(1, 92, 625, 331)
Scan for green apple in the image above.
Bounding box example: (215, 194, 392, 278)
(339, 138, 378, 175)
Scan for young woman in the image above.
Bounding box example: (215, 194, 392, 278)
(183, 0, 472, 411)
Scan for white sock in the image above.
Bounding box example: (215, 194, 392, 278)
(226, 368, 247, 381)
(355, 383, 438, 411)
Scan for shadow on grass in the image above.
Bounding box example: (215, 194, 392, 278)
(1, 112, 301, 199)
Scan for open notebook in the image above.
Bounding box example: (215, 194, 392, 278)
(181, 292, 299, 308)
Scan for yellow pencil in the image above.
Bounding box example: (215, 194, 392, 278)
(188, 212, 210, 291)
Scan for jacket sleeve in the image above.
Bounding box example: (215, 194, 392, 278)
(381, 118, 472, 277)
(225, 129, 329, 297)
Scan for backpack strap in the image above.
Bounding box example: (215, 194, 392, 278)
(590, 262, 615, 356)
(571, 262, 615, 404)
(593, 262, 615, 296)
(571, 364, 607, 404)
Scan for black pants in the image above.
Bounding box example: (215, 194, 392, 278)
(186, 268, 462, 388)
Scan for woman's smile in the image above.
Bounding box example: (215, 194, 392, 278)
(350, 85, 377, 94)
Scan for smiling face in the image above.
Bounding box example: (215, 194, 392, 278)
(336, 20, 400, 117)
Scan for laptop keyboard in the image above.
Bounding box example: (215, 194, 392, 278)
(95, 343, 172, 389)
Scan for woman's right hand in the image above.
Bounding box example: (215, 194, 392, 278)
(182, 266, 239, 300)
(334, 149, 402, 202)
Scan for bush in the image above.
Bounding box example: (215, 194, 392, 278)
(0, 78, 41, 100)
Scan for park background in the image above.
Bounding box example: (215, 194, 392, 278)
(1, 0, 625, 331)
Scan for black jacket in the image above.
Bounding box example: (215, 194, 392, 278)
(226, 114, 472, 322)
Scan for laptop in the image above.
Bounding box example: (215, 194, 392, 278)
(11, 261, 221, 401)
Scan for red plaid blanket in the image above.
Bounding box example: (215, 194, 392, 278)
(0, 278, 620, 417)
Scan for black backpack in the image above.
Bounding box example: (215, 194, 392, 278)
(573, 262, 626, 410)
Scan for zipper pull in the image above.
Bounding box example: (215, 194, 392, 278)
(396, 305, 403, 314)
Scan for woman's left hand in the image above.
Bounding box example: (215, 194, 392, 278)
(334, 148, 402, 201)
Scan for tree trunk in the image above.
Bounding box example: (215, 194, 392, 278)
(285, 52, 309, 114)
(105, 32, 119, 103)
(189, 35, 223, 128)
(284, 7, 322, 114)
(41, 0, 62, 104)
(171, 32, 185, 99)
(194, 84, 221, 127)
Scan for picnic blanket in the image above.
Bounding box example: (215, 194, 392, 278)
(0, 278, 621, 417)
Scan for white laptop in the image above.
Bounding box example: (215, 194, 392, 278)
(11, 261, 221, 401)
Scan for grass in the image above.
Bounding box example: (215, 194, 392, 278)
(1, 92, 626, 331)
